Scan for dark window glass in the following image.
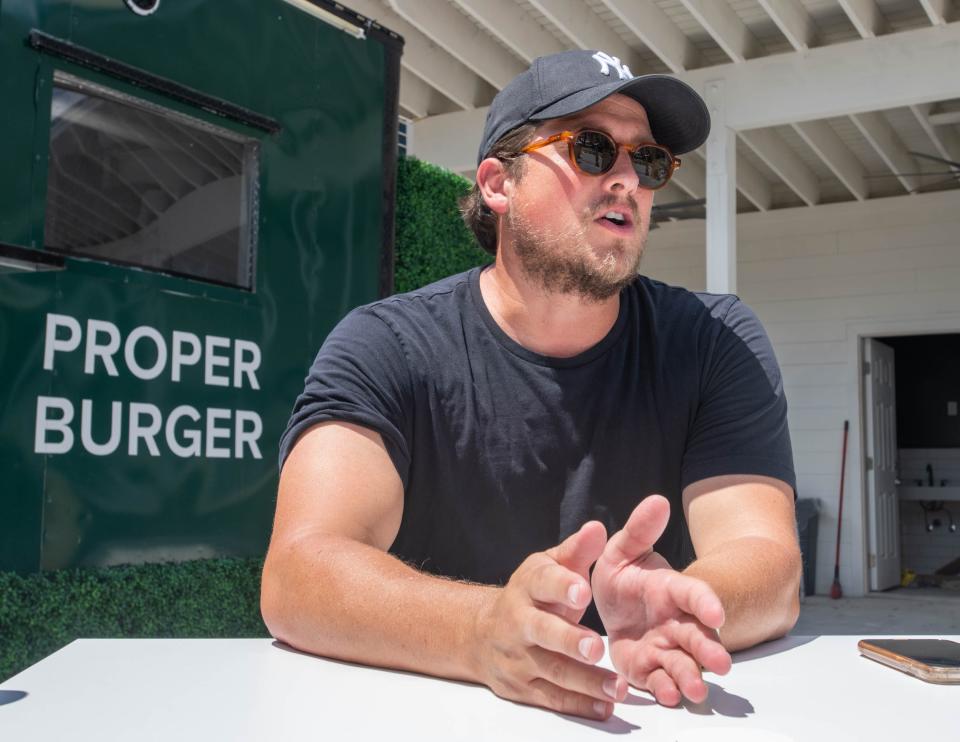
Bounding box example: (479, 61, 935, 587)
(44, 73, 259, 289)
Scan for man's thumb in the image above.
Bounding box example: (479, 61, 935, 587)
(546, 521, 607, 576)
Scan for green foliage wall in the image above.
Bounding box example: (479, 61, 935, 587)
(0, 559, 267, 681)
(0, 157, 488, 683)
(394, 156, 491, 292)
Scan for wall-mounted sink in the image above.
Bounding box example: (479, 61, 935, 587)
(897, 485, 960, 502)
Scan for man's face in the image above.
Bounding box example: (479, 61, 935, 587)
(505, 94, 656, 302)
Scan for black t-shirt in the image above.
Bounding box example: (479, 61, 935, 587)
(280, 267, 795, 631)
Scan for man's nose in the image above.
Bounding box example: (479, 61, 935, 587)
(602, 147, 640, 193)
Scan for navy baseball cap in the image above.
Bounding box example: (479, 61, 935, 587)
(477, 49, 710, 165)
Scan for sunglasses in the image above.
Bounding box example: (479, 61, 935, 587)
(520, 129, 680, 190)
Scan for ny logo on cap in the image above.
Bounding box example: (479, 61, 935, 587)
(592, 51, 632, 80)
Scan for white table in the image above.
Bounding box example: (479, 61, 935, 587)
(1, 635, 957, 741)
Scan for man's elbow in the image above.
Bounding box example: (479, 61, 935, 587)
(774, 544, 803, 637)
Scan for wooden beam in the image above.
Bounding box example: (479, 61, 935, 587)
(850, 111, 920, 193)
(838, 0, 885, 39)
(735, 152, 773, 211)
(526, 0, 645, 73)
(739, 128, 820, 206)
(910, 103, 960, 166)
(677, 0, 757, 63)
(388, 0, 525, 90)
(792, 119, 869, 200)
(918, 0, 950, 26)
(347, 0, 492, 109)
(598, 0, 698, 73)
(453, 0, 565, 64)
(756, 0, 816, 51)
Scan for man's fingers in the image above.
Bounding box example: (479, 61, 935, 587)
(644, 667, 681, 707)
(663, 573, 725, 630)
(658, 647, 708, 704)
(545, 520, 607, 576)
(524, 608, 605, 665)
(602, 495, 670, 565)
(670, 620, 732, 676)
(526, 560, 592, 611)
(528, 647, 628, 704)
(527, 678, 614, 720)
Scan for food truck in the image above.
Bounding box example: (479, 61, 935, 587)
(0, 0, 402, 572)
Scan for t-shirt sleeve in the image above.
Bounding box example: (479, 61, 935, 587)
(681, 298, 796, 493)
(278, 306, 413, 486)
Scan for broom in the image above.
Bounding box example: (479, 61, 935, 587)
(830, 420, 850, 599)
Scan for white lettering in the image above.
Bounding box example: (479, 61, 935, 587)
(204, 336, 231, 387)
(205, 407, 232, 458)
(80, 399, 122, 455)
(84, 319, 121, 376)
(171, 331, 202, 383)
(35, 396, 75, 454)
(125, 326, 168, 380)
(128, 402, 162, 456)
(592, 51, 632, 80)
(43, 314, 81, 371)
(234, 410, 263, 459)
(165, 405, 202, 457)
(233, 340, 261, 390)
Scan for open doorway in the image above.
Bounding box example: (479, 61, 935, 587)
(862, 334, 960, 598)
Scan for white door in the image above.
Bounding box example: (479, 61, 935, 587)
(864, 338, 900, 591)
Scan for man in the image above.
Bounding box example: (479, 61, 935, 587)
(261, 49, 801, 721)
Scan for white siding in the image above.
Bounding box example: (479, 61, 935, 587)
(645, 189, 960, 596)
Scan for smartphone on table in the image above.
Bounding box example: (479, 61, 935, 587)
(858, 638, 960, 684)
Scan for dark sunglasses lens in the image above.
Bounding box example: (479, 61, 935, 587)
(573, 131, 617, 174)
(632, 146, 674, 188)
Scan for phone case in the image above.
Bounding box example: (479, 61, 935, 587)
(858, 640, 960, 684)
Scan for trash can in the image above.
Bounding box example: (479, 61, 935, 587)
(796, 498, 822, 597)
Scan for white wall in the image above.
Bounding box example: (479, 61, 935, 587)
(644, 189, 960, 596)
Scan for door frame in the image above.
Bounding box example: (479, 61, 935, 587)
(845, 315, 960, 595)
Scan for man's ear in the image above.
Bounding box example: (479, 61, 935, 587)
(476, 157, 512, 216)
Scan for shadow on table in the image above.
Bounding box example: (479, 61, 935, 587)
(0, 690, 28, 706)
(274, 641, 645, 734)
(623, 682, 753, 719)
(732, 634, 817, 664)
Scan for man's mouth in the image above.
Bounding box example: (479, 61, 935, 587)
(595, 208, 634, 232)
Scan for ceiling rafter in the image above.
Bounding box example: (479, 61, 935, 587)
(597, 0, 698, 73)
(348, 0, 492, 110)
(525, 0, 645, 73)
(387, 0, 525, 90)
(909, 103, 960, 165)
(850, 111, 920, 193)
(756, 0, 817, 52)
(838, 0, 886, 39)
(671, 152, 706, 199)
(398, 68, 434, 119)
(792, 120, 869, 200)
(735, 152, 774, 211)
(739, 129, 820, 206)
(918, 0, 951, 26)
(676, 0, 758, 63)
(452, 0, 565, 64)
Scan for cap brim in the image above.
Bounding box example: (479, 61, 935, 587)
(530, 75, 710, 155)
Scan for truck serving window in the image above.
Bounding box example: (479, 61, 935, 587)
(44, 72, 259, 289)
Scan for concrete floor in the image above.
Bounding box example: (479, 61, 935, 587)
(792, 587, 960, 635)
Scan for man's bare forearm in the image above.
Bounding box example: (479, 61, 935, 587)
(261, 533, 495, 683)
(682, 536, 801, 652)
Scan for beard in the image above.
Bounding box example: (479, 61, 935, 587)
(506, 195, 648, 302)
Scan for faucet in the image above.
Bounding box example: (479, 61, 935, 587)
(927, 463, 934, 487)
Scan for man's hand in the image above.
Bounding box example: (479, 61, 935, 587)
(591, 496, 732, 706)
(473, 522, 629, 720)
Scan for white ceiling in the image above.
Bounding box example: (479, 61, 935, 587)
(348, 0, 960, 213)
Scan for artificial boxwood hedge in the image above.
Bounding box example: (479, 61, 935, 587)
(0, 558, 267, 681)
(394, 155, 491, 293)
(0, 157, 490, 683)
